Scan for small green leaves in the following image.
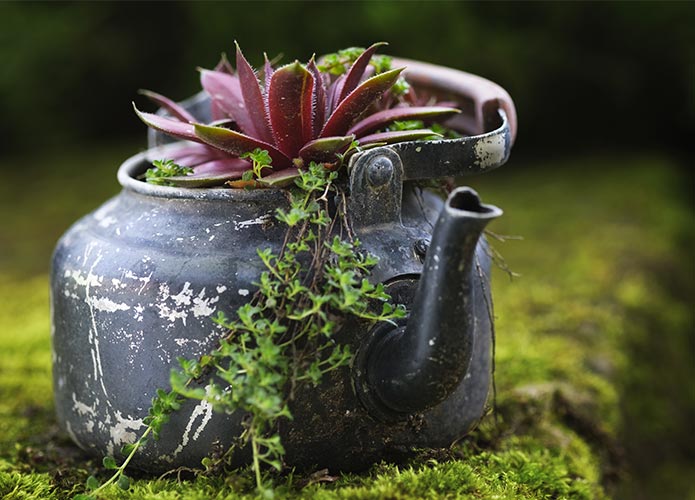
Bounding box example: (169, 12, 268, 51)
(144, 159, 193, 185)
(83, 148, 406, 497)
(317, 46, 366, 75)
(241, 147, 274, 179)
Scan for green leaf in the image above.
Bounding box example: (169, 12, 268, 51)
(102, 455, 118, 469)
(117, 474, 131, 490)
(121, 443, 136, 456)
(73, 495, 97, 500)
(144, 159, 193, 186)
(85, 475, 100, 490)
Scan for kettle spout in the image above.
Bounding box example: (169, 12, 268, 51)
(360, 187, 502, 418)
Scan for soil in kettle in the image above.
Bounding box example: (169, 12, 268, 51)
(0, 146, 693, 499)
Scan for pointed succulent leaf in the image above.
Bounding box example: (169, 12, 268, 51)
(298, 135, 355, 163)
(268, 61, 315, 157)
(338, 42, 388, 102)
(307, 57, 327, 137)
(164, 159, 250, 187)
(348, 106, 460, 137)
(138, 90, 197, 123)
(158, 143, 226, 166)
(262, 52, 274, 94)
(358, 129, 442, 146)
(164, 171, 245, 188)
(326, 74, 345, 115)
(214, 53, 235, 74)
(321, 67, 404, 138)
(133, 104, 202, 143)
(193, 157, 250, 174)
(199, 69, 257, 136)
(235, 43, 274, 144)
(194, 123, 291, 167)
(258, 167, 301, 187)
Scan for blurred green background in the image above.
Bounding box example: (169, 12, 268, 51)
(0, 1, 693, 158)
(0, 2, 693, 499)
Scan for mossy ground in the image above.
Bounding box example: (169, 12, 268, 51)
(1, 147, 692, 499)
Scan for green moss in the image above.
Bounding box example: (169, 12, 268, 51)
(0, 149, 692, 498)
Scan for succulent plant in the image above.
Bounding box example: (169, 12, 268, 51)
(134, 43, 460, 187)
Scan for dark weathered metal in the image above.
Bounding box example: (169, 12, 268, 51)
(348, 148, 403, 228)
(357, 188, 502, 419)
(52, 58, 516, 472)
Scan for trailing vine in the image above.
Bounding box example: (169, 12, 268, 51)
(75, 161, 406, 499)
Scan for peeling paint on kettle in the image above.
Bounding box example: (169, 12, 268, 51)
(473, 134, 507, 169)
(107, 411, 145, 457)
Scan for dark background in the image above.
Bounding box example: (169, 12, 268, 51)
(0, 1, 693, 162)
(0, 2, 693, 499)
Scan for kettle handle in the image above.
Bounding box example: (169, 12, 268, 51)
(393, 57, 517, 142)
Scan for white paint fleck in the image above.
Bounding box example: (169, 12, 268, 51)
(72, 393, 96, 417)
(157, 303, 188, 325)
(216, 285, 227, 294)
(108, 411, 144, 456)
(111, 278, 127, 289)
(65, 268, 103, 288)
(156, 283, 188, 326)
(238, 288, 249, 297)
(415, 146, 422, 153)
(209, 235, 215, 241)
(191, 288, 217, 318)
(89, 296, 131, 313)
(235, 214, 272, 230)
(123, 270, 152, 294)
(83, 253, 111, 404)
(171, 282, 193, 306)
(172, 400, 214, 457)
(98, 215, 118, 228)
(133, 304, 144, 322)
(473, 133, 507, 169)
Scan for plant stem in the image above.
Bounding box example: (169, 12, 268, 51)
(250, 423, 263, 491)
(89, 426, 152, 496)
